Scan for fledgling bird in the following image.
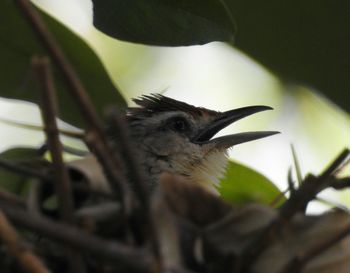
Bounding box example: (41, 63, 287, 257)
(126, 94, 278, 193)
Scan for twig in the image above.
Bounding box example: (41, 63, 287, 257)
(0, 210, 51, 273)
(107, 109, 161, 263)
(33, 56, 74, 222)
(27, 179, 42, 215)
(0, 158, 114, 199)
(75, 202, 121, 221)
(40, 142, 89, 157)
(269, 188, 288, 208)
(84, 132, 132, 211)
(0, 191, 26, 208)
(0, 202, 155, 273)
(33, 55, 86, 272)
(280, 149, 350, 219)
(0, 158, 48, 180)
(62, 145, 89, 156)
(320, 149, 350, 178)
(240, 149, 350, 272)
(315, 196, 350, 212)
(278, 222, 350, 273)
(0, 116, 84, 139)
(330, 177, 350, 190)
(291, 144, 303, 185)
(15, 0, 132, 213)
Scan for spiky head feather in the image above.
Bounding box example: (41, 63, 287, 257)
(127, 94, 219, 121)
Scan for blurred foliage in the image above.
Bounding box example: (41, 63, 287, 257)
(219, 161, 285, 205)
(92, 0, 236, 46)
(91, 0, 350, 114)
(0, 0, 126, 128)
(227, 0, 350, 113)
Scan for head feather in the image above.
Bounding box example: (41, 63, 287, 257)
(127, 94, 218, 120)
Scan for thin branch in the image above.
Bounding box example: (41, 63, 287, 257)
(40, 142, 89, 157)
(315, 196, 350, 212)
(320, 149, 350, 178)
(0, 158, 114, 199)
(0, 116, 84, 139)
(84, 131, 132, 212)
(26, 179, 42, 215)
(330, 177, 350, 190)
(15, 0, 132, 213)
(0, 210, 51, 273)
(0, 191, 26, 209)
(62, 145, 89, 156)
(33, 55, 86, 273)
(291, 144, 303, 185)
(0, 202, 155, 273)
(0, 158, 48, 180)
(240, 149, 350, 272)
(75, 202, 121, 221)
(280, 149, 350, 219)
(107, 109, 161, 262)
(269, 188, 289, 208)
(278, 222, 350, 273)
(33, 56, 74, 222)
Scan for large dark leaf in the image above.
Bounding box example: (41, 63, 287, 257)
(227, 0, 350, 113)
(0, 0, 126, 128)
(219, 161, 285, 206)
(92, 0, 236, 46)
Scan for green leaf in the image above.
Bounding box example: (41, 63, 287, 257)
(219, 161, 285, 206)
(0, 147, 42, 194)
(92, 0, 236, 46)
(0, 0, 126, 128)
(226, 0, 350, 113)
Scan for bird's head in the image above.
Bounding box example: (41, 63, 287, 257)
(127, 94, 278, 193)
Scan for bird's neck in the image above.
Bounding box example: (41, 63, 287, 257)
(188, 151, 228, 194)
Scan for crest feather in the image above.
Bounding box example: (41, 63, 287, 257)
(128, 94, 218, 120)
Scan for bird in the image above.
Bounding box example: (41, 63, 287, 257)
(125, 94, 278, 194)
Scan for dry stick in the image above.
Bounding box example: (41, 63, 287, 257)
(33, 56, 87, 273)
(0, 158, 114, 199)
(331, 177, 350, 190)
(278, 222, 350, 273)
(33, 56, 74, 222)
(0, 210, 51, 273)
(108, 111, 161, 263)
(0, 116, 84, 139)
(280, 148, 350, 219)
(15, 0, 132, 213)
(0, 202, 154, 273)
(0, 191, 26, 209)
(241, 149, 350, 272)
(0, 158, 48, 181)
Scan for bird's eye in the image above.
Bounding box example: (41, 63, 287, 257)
(169, 118, 189, 132)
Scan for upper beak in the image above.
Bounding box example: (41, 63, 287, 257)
(192, 105, 279, 149)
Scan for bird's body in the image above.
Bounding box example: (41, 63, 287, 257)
(125, 94, 277, 193)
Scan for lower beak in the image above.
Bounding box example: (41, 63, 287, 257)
(192, 105, 279, 149)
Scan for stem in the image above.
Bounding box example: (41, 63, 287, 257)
(15, 0, 132, 213)
(33, 56, 74, 222)
(33, 55, 87, 273)
(279, 222, 350, 273)
(0, 202, 154, 273)
(107, 110, 161, 263)
(0, 210, 51, 273)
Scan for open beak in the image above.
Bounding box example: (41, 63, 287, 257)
(192, 105, 279, 149)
